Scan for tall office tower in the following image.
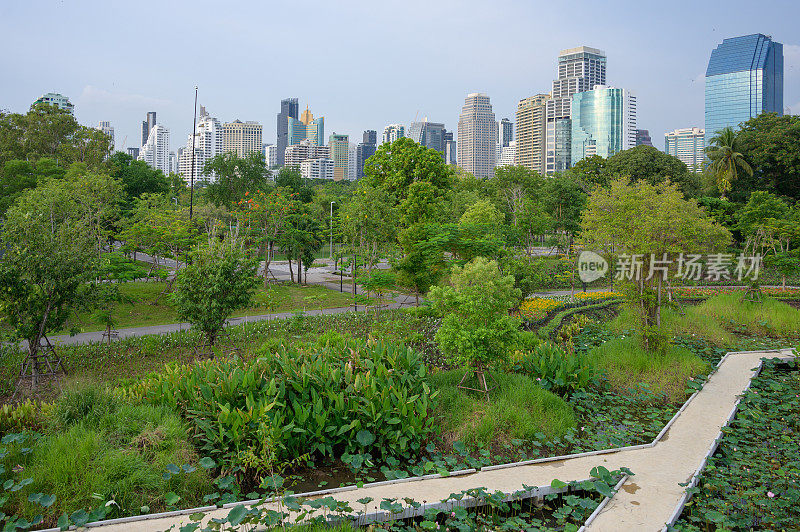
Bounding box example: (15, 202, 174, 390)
(499, 141, 516, 167)
(300, 158, 335, 180)
(329, 133, 350, 181)
(287, 106, 325, 146)
(665, 127, 706, 172)
(499, 118, 514, 147)
(571, 86, 636, 164)
(443, 131, 456, 165)
(97, 121, 114, 149)
(382, 124, 405, 144)
(138, 124, 170, 175)
(407, 119, 447, 155)
(179, 106, 224, 181)
(31, 92, 74, 114)
(705, 34, 783, 142)
(545, 46, 607, 174)
(356, 130, 377, 180)
(141, 111, 157, 146)
(126, 147, 140, 160)
(277, 98, 299, 166)
(457, 93, 498, 178)
(284, 139, 331, 167)
(223, 120, 263, 157)
(636, 129, 653, 147)
(263, 144, 278, 168)
(515, 94, 550, 174)
(363, 130, 377, 145)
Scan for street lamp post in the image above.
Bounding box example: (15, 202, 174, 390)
(189, 86, 198, 221)
(329, 200, 336, 261)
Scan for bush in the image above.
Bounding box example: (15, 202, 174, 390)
(511, 342, 597, 397)
(124, 339, 438, 482)
(51, 384, 114, 430)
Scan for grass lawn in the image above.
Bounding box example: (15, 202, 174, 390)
(59, 281, 379, 334)
(426, 369, 576, 447)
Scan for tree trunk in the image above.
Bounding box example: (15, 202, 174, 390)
(288, 257, 294, 283)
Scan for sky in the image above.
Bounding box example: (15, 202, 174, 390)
(1, 0, 798, 154)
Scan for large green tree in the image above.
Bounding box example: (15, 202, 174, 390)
(580, 177, 731, 351)
(203, 151, 271, 208)
(0, 178, 99, 360)
(362, 137, 452, 200)
(108, 152, 170, 206)
(605, 145, 696, 195)
(737, 113, 800, 201)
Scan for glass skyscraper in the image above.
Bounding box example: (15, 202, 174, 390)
(705, 34, 783, 143)
(571, 86, 636, 164)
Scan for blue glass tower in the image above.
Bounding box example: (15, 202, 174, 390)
(571, 86, 637, 164)
(705, 34, 783, 143)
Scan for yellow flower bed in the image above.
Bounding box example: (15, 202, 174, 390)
(517, 297, 561, 320)
(575, 291, 622, 301)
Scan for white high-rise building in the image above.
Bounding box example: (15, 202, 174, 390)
(179, 106, 224, 182)
(300, 158, 335, 180)
(382, 124, 405, 144)
(138, 125, 170, 175)
(97, 121, 114, 149)
(348, 142, 357, 181)
(665, 127, 705, 172)
(168, 152, 178, 175)
(263, 144, 278, 168)
(457, 93, 498, 178)
(284, 139, 331, 167)
(499, 141, 516, 167)
(545, 46, 607, 174)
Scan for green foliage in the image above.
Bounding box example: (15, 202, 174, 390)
(125, 339, 438, 482)
(580, 176, 731, 350)
(697, 293, 800, 338)
(587, 336, 708, 401)
(0, 177, 100, 353)
(736, 112, 800, 201)
(0, 387, 211, 526)
(203, 151, 271, 209)
(605, 145, 696, 194)
(108, 152, 170, 207)
(362, 137, 452, 201)
(705, 126, 753, 199)
(674, 359, 800, 530)
(427, 370, 576, 445)
(428, 258, 521, 368)
(510, 342, 598, 397)
(171, 234, 259, 347)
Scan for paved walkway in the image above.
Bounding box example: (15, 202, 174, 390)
(78, 348, 795, 532)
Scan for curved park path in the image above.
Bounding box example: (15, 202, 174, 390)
(60, 348, 796, 532)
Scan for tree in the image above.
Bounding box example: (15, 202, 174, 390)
(705, 126, 753, 199)
(428, 258, 521, 395)
(541, 175, 586, 256)
(605, 146, 696, 196)
(280, 207, 324, 284)
(490, 165, 544, 227)
(203, 152, 271, 208)
(567, 155, 609, 189)
(737, 192, 799, 286)
(0, 104, 111, 168)
(171, 234, 259, 351)
(0, 178, 98, 381)
(580, 177, 731, 351)
(362, 137, 452, 200)
(108, 152, 170, 206)
(737, 113, 800, 201)
(0, 158, 64, 214)
(274, 167, 313, 203)
(238, 188, 299, 287)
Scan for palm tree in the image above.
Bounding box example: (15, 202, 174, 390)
(705, 126, 753, 199)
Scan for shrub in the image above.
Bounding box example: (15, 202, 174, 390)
(511, 342, 597, 397)
(50, 383, 114, 430)
(428, 258, 521, 370)
(124, 339, 438, 481)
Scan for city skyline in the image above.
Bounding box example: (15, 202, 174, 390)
(2, 1, 798, 156)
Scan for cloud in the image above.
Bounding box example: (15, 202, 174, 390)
(77, 86, 172, 108)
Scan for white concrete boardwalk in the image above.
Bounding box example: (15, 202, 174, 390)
(74, 348, 794, 532)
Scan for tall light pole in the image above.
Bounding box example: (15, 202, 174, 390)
(189, 86, 198, 220)
(329, 200, 336, 261)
